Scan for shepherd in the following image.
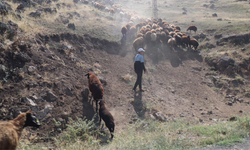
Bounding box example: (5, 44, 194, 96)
(133, 48, 147, 92)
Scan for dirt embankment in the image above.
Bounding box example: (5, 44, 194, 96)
(1, 0, 250, 146)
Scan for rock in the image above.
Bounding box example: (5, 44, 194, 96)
(97, 76, 107, 86)
(150, 114, 156, 120)
(192, 67, 202, 71)
(61, 17, 69, 24)
(199, 33, 206, 39)
(43, 7, 57, 14)
(16, 52, 31, 62)
(217, 32, 250, 45)
(42, 90, 58, 102)
(216, 56, 235, 71)
(0, 64, 6, 79)
(61, 111, 70, 121)
(36, 104, 53, 120)
(23, 97, 37, 106)
(179, 113, 185, 117)
(65, 86, 73, 96)
(229, 116, 237, 121)
(212, 13, 217, 17)
(227, 101, 233, 106)
(16, 3, 25, 12)
(67, 23, 75, 30)
(30, 94, 42, 103)
(210, 4, 215, 9)
(214, 34, 222, 39)
(0, 2, 9, 15)
(73, 11, 80, 17)
(0, 22, 16, 40)
(28, 66, 37, 74)
(154, 112, 167, 121)
(29, 11, 41, 18)
(207, 111, 213, 115)
(83, 0, 89, 4)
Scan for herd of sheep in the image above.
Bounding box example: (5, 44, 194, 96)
(121, 18, 199, 52)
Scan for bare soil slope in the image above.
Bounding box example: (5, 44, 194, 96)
(0, 0, 250, 147)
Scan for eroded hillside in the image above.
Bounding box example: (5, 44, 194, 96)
(0, 0, 250, 147)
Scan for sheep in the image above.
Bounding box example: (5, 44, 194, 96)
(0, 111, 40, 150)
(159, 31, 171, 43)
(136, 22, 143, 31)
(163, 29, 169, 35)
(128, 26, 137, 38)
(133, 37, 144, 51)
(151, 33, 157, 42)
(175, 26, 181, 31)
(85, 72, 104, 112)
(125, 23, 131, 30)
(187, 25, 197, 33)
(151, 29, 156, 33)
(121, 26, 127, 37)
(136, 33, 144, 38)
(109, 8, 115, 15)
(99, 99, 115, 139)
(152, 23, 157, 29)
(174, 34, 182, 47)
(139, 27, 147, 34)
(189, 37, 199, 50)
(144, 30, 152, 42)
(181, 35, 190, 48)
(169, 31, 175, 37)
(168, 37, 176, 48)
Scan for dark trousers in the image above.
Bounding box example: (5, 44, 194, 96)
(133, 71, 143, 90)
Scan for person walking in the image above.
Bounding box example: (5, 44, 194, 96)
(133, 48, 147, 92)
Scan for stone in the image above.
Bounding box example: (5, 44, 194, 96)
(28, 66, 37, 74)
(0, 64, 6, 79)
(23, 97, 37, 106)
(68, 23, 75, 30)
(154, 112, 167, 121)
(150, 114, 156, 120)
(97, 76, 107, 86)
(36, 104, 53, 120)
(65, 86, 73, 96)
(229, 116, 237, 121)
(212, 13, 217, 17)
(29, 11, 41, 18)
(42, 90, 58, 102)
(16, 52, 30, 62)
(216, 56, 234, 71)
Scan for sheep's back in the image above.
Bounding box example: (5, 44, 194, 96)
(99, 107, 114, 127)
(0, 122, 19, 150)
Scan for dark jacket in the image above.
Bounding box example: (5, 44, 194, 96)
(134, 53, 146, 73)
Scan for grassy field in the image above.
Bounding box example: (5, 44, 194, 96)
(18, 115, 250, 150)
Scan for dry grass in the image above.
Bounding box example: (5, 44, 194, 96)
(122, 73, 133, 83)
